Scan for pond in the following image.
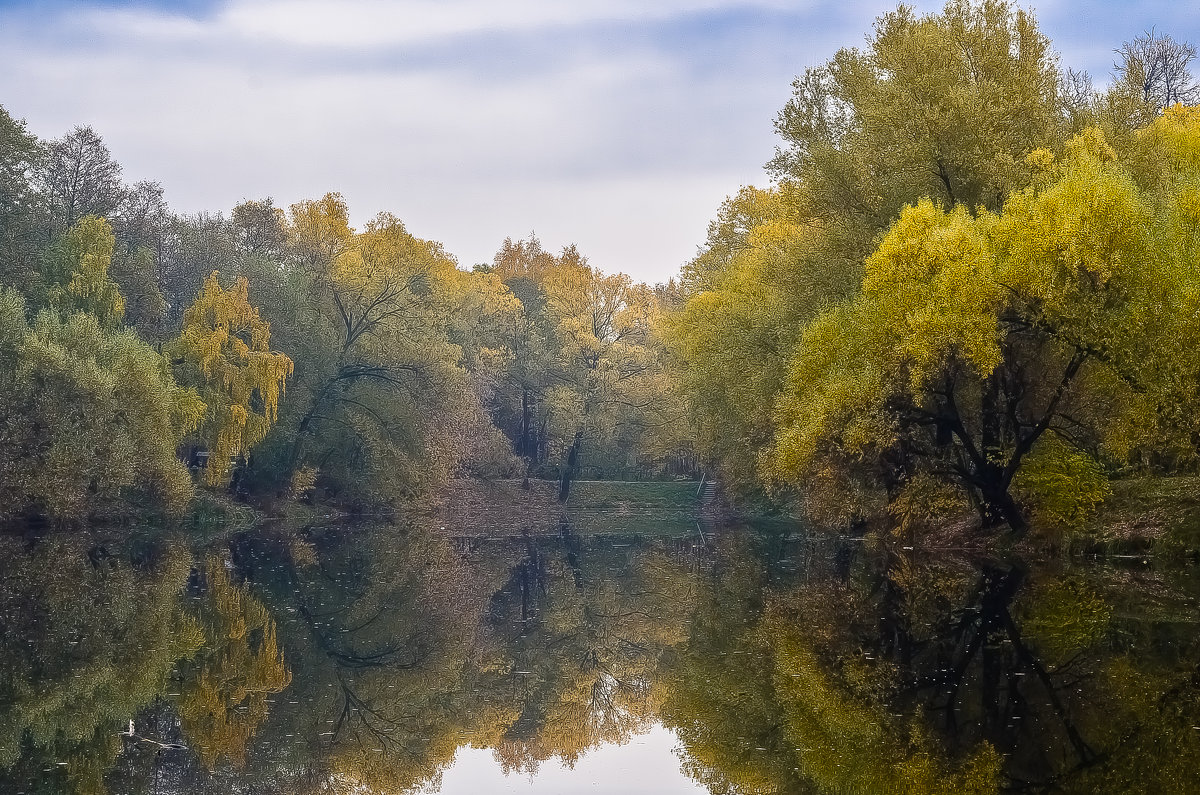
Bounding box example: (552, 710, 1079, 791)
(1, 518, 1198, 794)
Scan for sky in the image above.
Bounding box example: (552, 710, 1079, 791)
(430, 724, 707, 794)
(1, 0, 1198, 283)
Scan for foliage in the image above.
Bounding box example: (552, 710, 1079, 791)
(488, 236, 684, 488)
(39, 215, 126, 327)
(766, 126, 1199, 532)
(0, 105, 44, 295)
(0, 288, 202, 522)
(167, 271, 293, 486)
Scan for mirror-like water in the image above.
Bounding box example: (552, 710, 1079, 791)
(1, 518, 1197, 794)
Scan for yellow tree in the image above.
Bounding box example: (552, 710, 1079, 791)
(541, 257, 674, 499)
(768, 128, 1189, 533)
(168, 272, 293, 486)
(39, 215, 126, 327)
(664, 186, 852, 501)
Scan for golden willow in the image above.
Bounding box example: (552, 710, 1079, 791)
(168, 272, 293, 486)
(41, 215, 126, 327)
(177, 557, 292, 768)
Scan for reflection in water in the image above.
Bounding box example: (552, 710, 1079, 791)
(1, 521, 1199, 793)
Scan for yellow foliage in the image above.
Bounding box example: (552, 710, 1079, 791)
(168, 272, 293, 486)
(44, 215, 126, 327)
(177, 557, 292, 769)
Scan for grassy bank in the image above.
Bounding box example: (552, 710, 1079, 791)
(426, 478, 702, 537)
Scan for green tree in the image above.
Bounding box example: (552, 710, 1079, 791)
(243, 194, 516, 507)
(0, 288, 202, 522)
(39, 215, 126, 328)
(0, 104, 45, 296)
(39, 125, 125, 235)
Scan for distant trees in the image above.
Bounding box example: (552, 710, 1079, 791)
(0, 101, 687, 523)
(486, 236, 686, 499)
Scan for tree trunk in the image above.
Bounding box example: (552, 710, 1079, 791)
(558, 429, 583, 503)
(520, 387, 532, 458)
(979, 482, 1027, 534)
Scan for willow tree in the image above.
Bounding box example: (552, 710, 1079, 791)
(769, 128, 1194, 532)
(168, 272, 293, 486)
(39, 215, 126, 327)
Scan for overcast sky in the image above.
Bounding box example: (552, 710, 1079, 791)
(2, 0, 1197, 283)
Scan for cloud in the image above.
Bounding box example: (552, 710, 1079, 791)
(209, 0, 811, 48)
(3, 0, 1196, 282)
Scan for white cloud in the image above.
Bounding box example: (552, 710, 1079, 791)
(7, 0, 1184, 284)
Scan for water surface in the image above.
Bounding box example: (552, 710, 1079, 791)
(1, 518, 1197, 793)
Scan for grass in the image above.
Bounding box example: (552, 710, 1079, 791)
(428, 478, 703, 537)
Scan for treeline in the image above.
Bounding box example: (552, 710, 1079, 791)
(0, 111, 685, 525)
(665, 2, 1200, 536)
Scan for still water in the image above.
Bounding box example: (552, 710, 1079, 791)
(1, 518, 1197, 794)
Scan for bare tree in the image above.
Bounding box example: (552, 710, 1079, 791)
(40, 125, 125, 233)
(1116, 28, 1200, 111)
(1059, 67, 1095, 119)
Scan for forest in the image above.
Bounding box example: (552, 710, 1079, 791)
(5, 0, 1200, 544)
(0, 111, 688, 525)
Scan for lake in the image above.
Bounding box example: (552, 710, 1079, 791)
(1, 516, 1197, 794)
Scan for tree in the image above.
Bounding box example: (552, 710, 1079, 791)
(40, 125, 124, 234)
(159, 211, 239, 329)
(1116, 29, 1200, 111)
(540, 258, 675, 499)
(167, 272, 293, 487)
(768, 128, 1187, 532)
(770, 0, 1065, 262)
(242, 194, 516, 507)
(0, 104, 45, 295)
(670, 0, 1073, 507)
(664, 187, 852, 501)
(39, 215, 126, 327)
(109, 180, 170, 337)
(0, 288, 203, 523)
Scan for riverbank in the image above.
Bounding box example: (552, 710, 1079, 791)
(423, 478, 703, 536)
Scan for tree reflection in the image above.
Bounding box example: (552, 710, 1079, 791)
(177, 556, 292, 768)
(4, 521, 1200, 794)
(0, 532, 201, 795)
(663, 530, 1200, 794)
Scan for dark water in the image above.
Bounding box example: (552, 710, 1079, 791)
(1, 519, 1198, 794)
